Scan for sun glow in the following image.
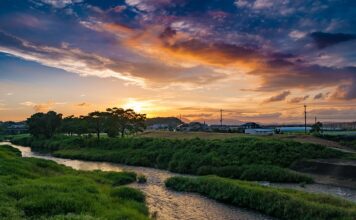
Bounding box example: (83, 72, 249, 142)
(123, 100, 144, 112)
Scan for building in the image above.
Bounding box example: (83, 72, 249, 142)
(240, 122, 261, 129)
(245, 128, 274, 135)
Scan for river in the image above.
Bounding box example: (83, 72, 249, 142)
(2, 142, 355, 220)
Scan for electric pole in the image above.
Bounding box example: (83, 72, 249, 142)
(304, 105, 307, 134)
(220, 109, 223, 127)
(315, 116, 317, 124)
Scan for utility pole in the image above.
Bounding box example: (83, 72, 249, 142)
(220, 109, 223, 127)
(304, 105, 307, 134)
(315, 116, 317, 124)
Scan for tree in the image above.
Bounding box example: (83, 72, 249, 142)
(61, 115, 89, 136)
(27, 111, 62, 138)
(85, 111, 107, 140)
(105, 108, 146, 137)
(311, 121, 323, 134)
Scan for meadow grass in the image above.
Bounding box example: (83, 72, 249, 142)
(0, 144, 150, 220)
(316, 134, 356, 150)
(165, 176, 356, 220)
(11, 135, 349, 183)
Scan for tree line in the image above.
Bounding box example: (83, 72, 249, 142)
(27, 107, 146, 139)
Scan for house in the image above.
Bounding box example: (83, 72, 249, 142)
(240, 122, 261, 129)
(245, 128, 274, 135)
(210, 125, 241, 133)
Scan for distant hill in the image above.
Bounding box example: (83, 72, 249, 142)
(146, 117, 183, 128)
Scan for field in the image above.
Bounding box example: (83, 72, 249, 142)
(165, 176, 356, 220)
(11, 135, 349, 183)
(0, 144, 150, 219)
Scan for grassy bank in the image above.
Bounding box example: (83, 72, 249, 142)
(316, 134, 356, 150)
(165, 176, 356, 220)
(12, 135, 348, 183)
(0, 144, 150, 219)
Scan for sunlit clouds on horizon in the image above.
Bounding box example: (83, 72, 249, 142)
(0, 0, 356, 123)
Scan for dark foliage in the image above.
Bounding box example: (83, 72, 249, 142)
(12, 136, 347, 183)
(165, 176, 356, 220)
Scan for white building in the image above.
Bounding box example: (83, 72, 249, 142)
(245, 128, 274, 135)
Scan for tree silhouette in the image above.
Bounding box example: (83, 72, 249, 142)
(85, 111, 107, 140)
(106, 108, 146, 137)
(27, 111, 62, 138)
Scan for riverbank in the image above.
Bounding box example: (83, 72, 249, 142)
(11, 135, 350, 183)
(6, 141, 356, 220)
(0, 144, 150, 219)
(165, 176, 356, 220)
(5, 141, 274, 220)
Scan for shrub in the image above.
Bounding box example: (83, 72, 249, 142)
(111, 186, 146, 203)
(165, 176, 356, 220)
(0, 144, 150, 220)
(11, 135, 348, 183)
(137, 174, 147, 183)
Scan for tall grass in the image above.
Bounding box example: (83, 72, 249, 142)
(12, 135, 347, 182)
(0, 144, 150, 220)
(316, 134, 356, 150)
(165, 176, 356, 220)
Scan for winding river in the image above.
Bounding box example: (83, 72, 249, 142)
(2, 142, 355, 220)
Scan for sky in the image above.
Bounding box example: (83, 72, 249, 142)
(0, 0, 356, 124)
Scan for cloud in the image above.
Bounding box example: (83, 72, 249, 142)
(40, 0, 83, 8)
(20, 101, 65, 112)
(331, 83, 356, 100)
(76, 102, 90, 107)
(183, 113, 213, 118)
(310, 32, 356, 49)
(0, 31, 227, 88)
(253, 0, 273, 9)
(251, 61, 356, 95)
(289, 30, 306, 40)
(289, 95, 309, 104)
(314, 92, 327, 100)
(309, 108, 356, 121)
(264, 91, 290, 103)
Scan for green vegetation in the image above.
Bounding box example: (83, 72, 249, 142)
(137, 174, 147, 183)
(317, 134, 356, 150)
(0, 144, 150, 220)
(26, 108, 146, 140)
(12, 135, 348, 183)
(165, 176, 356, 220)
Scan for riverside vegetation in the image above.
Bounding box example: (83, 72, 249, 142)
(11, 135, 348, 183)
(165, 176, 356, 220)
(0, 144, 150, 220)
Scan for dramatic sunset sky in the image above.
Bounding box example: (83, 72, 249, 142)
(0, 0, 355, 124)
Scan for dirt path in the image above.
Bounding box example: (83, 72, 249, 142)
(278, 135, 356, 153)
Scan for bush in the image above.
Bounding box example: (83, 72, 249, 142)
(11, 135, 348, 182)
(165, 176, 356, 220)
(111, 186, 146, 203)
(0, 144, 150, 220)
(137, 174, 147, 183)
